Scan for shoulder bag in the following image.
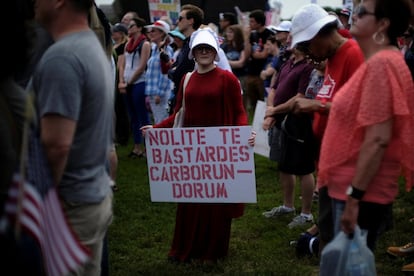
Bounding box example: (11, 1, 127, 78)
(173, 72, 193, 128)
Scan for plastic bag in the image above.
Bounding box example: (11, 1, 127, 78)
(320, 225, 376, 276)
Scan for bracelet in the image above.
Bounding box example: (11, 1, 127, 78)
(346, 185, 365, 200)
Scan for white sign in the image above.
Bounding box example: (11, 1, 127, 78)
(252, 100, 270, 158)
(145, 126, 257, 203)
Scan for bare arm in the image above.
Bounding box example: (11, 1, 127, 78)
(260, 63, 276, 81)
(265, 93, 303, 118)
(293, 98, 330, 114)
(341, 119, 393, 234)
(262, 88, 276, 130)
(266, 87, 275, 107)
(41, 114, 76, 186)
(243, 27, 252, 61)
(128, 41, 151, 85)
(118, 50, 127, 93)
(269, 69, 278, 89)
(117, 54, 125, 78)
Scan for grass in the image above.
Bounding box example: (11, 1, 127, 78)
(108, 137, 414, 275)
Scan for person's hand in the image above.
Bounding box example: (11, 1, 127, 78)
(264, 106, 275, 118)
(262, 117, 275, 131)
(118, 82, 127, 93)
(260, 70, 267, 80)
(341, 197, 360, 235)
(154, 95, 161, 105)
(140, 125, 153, 137)
(243, 25, 251, 40)
(248, 130, 256, 146)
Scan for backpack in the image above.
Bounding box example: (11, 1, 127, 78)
(89, 4, 113, 59)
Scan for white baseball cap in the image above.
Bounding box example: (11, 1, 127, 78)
(266, 25, 277, 34)
(189, 28, 220, 61)
(274, 20, 292, 32)
(145, 20, 170, 34)
(290, 4, 337, 48)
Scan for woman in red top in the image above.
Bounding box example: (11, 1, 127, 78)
(318, 0, 414, 251)
(142, 28, 255, 264)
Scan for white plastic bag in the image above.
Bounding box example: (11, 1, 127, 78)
(320, 225, 376, 276)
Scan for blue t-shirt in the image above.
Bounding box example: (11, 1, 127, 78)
(221, 43, 246, 77)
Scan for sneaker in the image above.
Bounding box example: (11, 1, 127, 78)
(109, 180, 118, 192)
(288, 214, 314, 229)
(402, 262, 414, 272)
(262, 206, 295, 218)
(387, 242, 414, 257)
(294, 231, 320, 257)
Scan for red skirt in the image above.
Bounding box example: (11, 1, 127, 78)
(168, 202, 244, 262)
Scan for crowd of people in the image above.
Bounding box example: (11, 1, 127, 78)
(2, 0, 414, 274)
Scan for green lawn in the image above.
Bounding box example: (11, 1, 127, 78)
(108, 140, 414, 275)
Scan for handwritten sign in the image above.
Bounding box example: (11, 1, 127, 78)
(145, 126, 257, 203)
(148, 0, 181, 23)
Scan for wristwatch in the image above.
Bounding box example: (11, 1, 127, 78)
(346, 185, 365, 200)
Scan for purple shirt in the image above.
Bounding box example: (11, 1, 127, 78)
(272, 58, 313, 106)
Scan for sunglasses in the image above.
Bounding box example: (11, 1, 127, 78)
(128, 24, 136, 29)
(194, 45, 215, 53)
(353, 5, 376, 18)
(178, 16, 185, 22)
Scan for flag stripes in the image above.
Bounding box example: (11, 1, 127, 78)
(3, 174, 90, 275)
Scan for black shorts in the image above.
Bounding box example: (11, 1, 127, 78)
(278, 113, 316, 175)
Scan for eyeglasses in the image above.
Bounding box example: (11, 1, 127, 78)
(194, 46, 215, 53)
(128, 24, 136, 29)
(353, 5, 376, 18)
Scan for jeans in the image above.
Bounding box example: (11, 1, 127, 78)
(125, 82, 150, 144)
(331, 197, 392, 251)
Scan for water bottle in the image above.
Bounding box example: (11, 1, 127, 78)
(346, 241, 368, 275)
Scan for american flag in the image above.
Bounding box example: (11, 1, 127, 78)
(2, 132, 90, 275)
